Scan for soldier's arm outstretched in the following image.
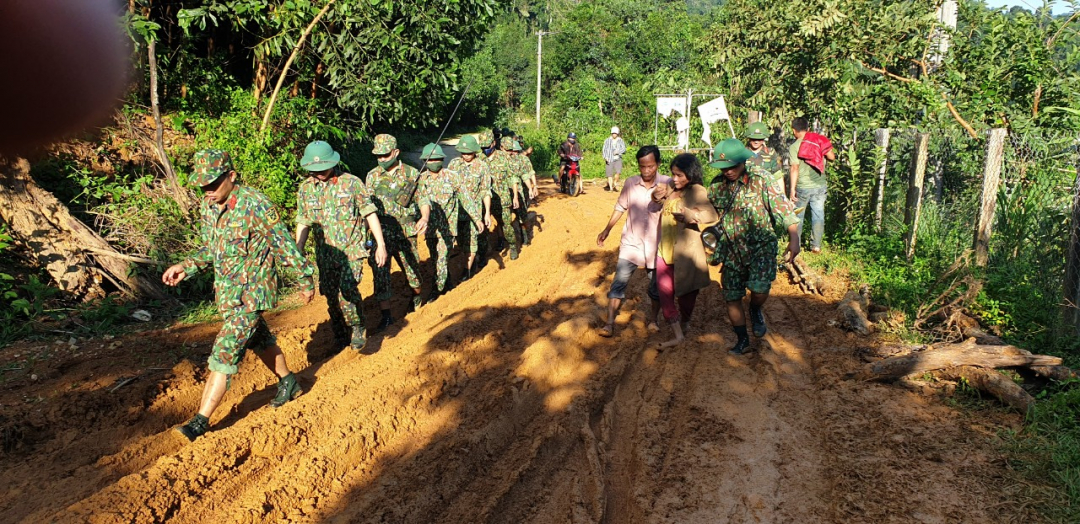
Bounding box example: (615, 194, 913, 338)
(263, 205, 316, 303)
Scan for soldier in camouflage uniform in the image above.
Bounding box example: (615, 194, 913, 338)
(478, 130, 496, 158)
(508, 139, 537, 245)
(366, 134, 424, 330)
(744, 121, 784, 194)
(295, 141, 388, 352)
(705, 138, 800, 355)
(416, 143, 461, 300)
(162, 149, 316, 442)
(486, 136, 522, 259)
(449, 135, 491, 279)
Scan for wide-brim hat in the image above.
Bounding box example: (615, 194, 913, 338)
(300, 140, 341, 171)
(456, 135, 481, 154)
(709, 138, 755, 169)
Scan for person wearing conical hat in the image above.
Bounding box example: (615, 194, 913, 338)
(705, 138, 800, 355)
(449, 134, 492, 279)
(295, 141, 388, 353)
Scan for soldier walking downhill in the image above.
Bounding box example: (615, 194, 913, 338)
(366, 134, 425, 331)
(294, 141, 388, 352)
(509, 139, 537, 246)
(162, 149, 315, 441)
(416, 143, 461, 301)
(705, 138, 800, 355)
(486, 136, 522, 260)
(448, 135, 492, 279)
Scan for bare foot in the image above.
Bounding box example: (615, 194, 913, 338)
(657, 336, 684, 350)
(647, 322, 660, 333)
(598, 324, 614, 337)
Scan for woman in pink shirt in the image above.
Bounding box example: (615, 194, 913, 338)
(596, 146, 671, 337)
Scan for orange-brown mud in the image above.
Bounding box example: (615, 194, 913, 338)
(0, 180, 1038, 523)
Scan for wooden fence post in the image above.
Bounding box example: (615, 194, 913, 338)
(1064, 166, 1080, 336)
(874, 128, 890, 231)
(904, 132, 930, 260)
(973, 128, 1007, 267)
(748, 110, 762, 124)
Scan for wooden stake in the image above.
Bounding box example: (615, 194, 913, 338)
(973, 128, 1006, 266)
(747, 110, 761, 124)
(873, 129, 890, 232)
(904, 132, 930, 260)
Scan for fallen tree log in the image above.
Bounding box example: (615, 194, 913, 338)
(860, 337, 1062, 381)
(936, 366, 1035, 414)
(0, 156, 170, 301)
(839, 290, 873, 336)
(951, 313, 1079, 382)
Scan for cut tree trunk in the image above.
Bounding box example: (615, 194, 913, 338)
(839, 289, 873, 335)
(860, 337, 1062, 381)
(936, 366, 1035, 414)
(0, 156, 170, 301)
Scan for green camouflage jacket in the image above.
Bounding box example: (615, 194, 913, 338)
(417, 167, 462, 225)
(448, 156, 492, 222)
(296, 172, 377, 260)
(484, 150, 520, 197)
(365, 162, 422, 236)
(749, 146, 782, 187)
(706, 165, 798, 266)
(182, 184, 315, 313)
(512, 154, 535, 188)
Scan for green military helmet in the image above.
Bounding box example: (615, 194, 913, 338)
(190, 149, 234, 186)
(421, 142, 446, 160)
(456, 135, 481, 154)
(511, 140, 523, 152)
(300, 140, 341, 171)
(477, 130, 494, 147)
(709, 138, 754, 169)
(372, 134, 398, 155)
(500, 136, 516, 150)
(745, 122, 770, 140)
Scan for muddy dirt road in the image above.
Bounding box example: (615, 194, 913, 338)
(0, 179, 1035, 523)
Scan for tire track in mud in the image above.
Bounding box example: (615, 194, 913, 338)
(0, 179, 1037, 523)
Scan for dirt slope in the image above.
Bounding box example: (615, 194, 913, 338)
(0, 179, 1035, 523)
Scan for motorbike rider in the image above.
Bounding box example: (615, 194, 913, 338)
(557, 132, 584, 190)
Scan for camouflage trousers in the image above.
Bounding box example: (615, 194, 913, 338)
(208, 309, 275, 375)
(720, 240, 778, 302)
(491, 189, 518, 252)
(317, 250, 366, 342)
(514, 186, 532, 244)
(458, 198, 485, 255)
(371, 223, 422, 302)
(425, 209, 455, 292)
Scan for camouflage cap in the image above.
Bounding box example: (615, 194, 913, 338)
(500, 136, 516, 150)
(478, 130, 494, 146)
(372, 134, 398, 155)
(745, 122, 770, 140)
(191, 149, 234, 186)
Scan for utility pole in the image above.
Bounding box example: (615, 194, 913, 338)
(536, 30, 557, 129)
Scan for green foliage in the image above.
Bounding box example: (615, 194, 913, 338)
(183, 89, 360, 215)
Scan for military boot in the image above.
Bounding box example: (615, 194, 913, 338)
(270, 373, 302, 407)
(350, 325, 367, 352)
(509, 247, 520, 260)
(175, 414, 210, 442)
(729, 325, 752, 355)
(749, 306, 767, 337)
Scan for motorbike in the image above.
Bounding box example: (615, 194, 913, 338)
(560, 155, 583, 196)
